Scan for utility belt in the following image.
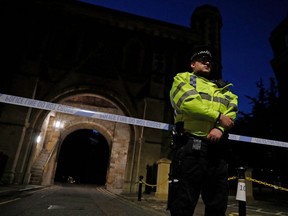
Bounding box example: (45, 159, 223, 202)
(171, 130, 207, 152)
(185, 134, 208, 152)
(171, 133, 208, 159)
(171, 122, 210, 152)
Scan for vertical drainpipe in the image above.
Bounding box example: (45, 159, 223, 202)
(129, 135, 138, 192)
(11, 77, 38, 184)
(135, 98, 147, 189)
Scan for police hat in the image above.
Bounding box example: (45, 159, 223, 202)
(190, 46, 213, 62)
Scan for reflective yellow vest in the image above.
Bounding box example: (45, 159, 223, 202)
(170, 72, 238, 138)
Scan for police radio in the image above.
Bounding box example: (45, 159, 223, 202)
(170, 121, 185, 148)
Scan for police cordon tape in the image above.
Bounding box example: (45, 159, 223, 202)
(1, 93, 288, 148)
(0, 93, 172, 131)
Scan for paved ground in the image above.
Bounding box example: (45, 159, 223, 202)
(1, 184, 288, 216)
(120, 191, 288, 216)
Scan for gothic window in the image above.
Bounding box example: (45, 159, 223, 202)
(285, 32, 288, 47)
(152, 52, 165, 83)
(123, 39, 144, 76)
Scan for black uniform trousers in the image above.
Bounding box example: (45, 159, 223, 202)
(169, 136, 229, 216)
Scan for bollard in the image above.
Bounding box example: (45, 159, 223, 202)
(236, 167, 246, 216)
(167, 172, 172, 210)
(138, 176, 143, 201)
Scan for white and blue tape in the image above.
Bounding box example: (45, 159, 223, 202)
(0, 93, 287, 148)
(228, 134, 288, 148)
(0, 93, 172, 131)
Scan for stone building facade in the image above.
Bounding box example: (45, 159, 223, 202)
(268, 13, 288, 147)
(270, 13, 288, 120)
(0, 0, 222, 193)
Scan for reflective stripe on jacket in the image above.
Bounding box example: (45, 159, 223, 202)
(170, 72, 238, 138)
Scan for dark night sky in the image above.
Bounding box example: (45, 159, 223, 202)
(79, 0, 288, 114)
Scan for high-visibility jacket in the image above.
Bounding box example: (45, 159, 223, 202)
(170, 71, 238, 138)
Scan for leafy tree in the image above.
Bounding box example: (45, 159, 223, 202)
(232, 78, 284, 141)
(228, 78, 288, 188)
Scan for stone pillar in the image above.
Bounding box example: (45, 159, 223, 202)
(155, 158, 171, 200)
(245, 168, 254, 201)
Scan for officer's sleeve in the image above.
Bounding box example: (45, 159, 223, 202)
(170, 74, 219, 122)
(216, 91, 238, 132)
(223, 92, 238, 120)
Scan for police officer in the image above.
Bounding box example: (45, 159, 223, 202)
(168, 46, 238, 216)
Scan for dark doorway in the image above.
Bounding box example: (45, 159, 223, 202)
(55, 129, 109, 185)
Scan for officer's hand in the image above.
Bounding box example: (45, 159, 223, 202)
(219, 114, 234, 130)
(207, 128, 223, 143)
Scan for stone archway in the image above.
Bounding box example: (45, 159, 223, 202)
(29, 93, 135, 194)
